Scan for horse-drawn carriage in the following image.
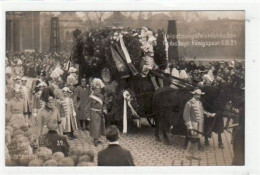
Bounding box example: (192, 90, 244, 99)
(71, 27, 168, 129)
(71, 26, 244, 146)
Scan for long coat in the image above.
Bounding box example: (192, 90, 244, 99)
(58, 97, 78, 133)
(183, 97, 205, 138)
(86, 93, 106, 139)
(20, 85, 32, 116)
(73, 86, 90, 121)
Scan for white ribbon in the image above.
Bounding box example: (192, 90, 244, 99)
(123, 90, 141, 133)
(119, 35, 132, 64)
(123, 91, 129, 133)
(164, 33, 169, 61)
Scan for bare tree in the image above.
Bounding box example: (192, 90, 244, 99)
(85, 12, 95, 29)
(95, 12, 105, 28)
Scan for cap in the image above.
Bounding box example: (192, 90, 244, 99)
(37, 82, 47, 87)
(191, 89, 205, 95)
(62, 87, 72, 93)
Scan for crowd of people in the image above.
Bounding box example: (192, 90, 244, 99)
(5, 51, 135, 166)
(5, 49, 245, 166)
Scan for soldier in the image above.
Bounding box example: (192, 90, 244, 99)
(6, 89, 26, 128)
(58, 87, 78, 140)
(20, 77, 32, 125)
(73, 77, 91, 131)
(86, 78, 107, 146)
(183, 89, 216, 160)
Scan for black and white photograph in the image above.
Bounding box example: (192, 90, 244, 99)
(2, 3, 256, 170)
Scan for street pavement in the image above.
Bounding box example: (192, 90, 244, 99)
(69, 119, 234, 166)
(25, 77, 234, 166)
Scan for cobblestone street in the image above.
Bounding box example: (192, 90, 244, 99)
(24, 77, 234, 166)
(69, 119, 234, 166)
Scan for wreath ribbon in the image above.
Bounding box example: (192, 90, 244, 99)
(123, 90, 141, 133)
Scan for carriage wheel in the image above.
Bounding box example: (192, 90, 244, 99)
(146, 117, 156, 127)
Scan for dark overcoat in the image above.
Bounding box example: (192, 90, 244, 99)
(98, 144, 135, 166)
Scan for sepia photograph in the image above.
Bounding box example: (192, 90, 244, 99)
(4, 10, 246, 167)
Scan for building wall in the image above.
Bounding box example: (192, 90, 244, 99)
(6, 12, 40, 52)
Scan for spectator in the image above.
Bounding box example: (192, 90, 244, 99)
(38, 118, 70, 156)
(98, 125, 135, 166)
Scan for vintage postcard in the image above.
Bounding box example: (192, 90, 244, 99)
(1, 1, 259, 174)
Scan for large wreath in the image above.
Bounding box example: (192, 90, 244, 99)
(71, 27, 167, 79)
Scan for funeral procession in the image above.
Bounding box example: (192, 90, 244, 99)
(5, 11, 245, 166)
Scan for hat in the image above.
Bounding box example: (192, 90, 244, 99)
(191, 89, 205, 95)
(62, 87, 72, 93)
(37, 82, 47, 88)
(68, 67, 77, 73)
(92, 78, 105, 89)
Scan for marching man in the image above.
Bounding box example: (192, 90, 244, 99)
(183, 89, 216, 160)
(58, 87, 78, 140)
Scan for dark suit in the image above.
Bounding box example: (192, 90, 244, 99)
(38, 130, 70, 156)
(98, 144, 135, 166)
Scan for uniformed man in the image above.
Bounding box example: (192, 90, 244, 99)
(58, 87, 78, 140)
(20, 77, 32, 124)
(6, 89, 26, 128)
(86, 78, 107, 146)
(183, 89, 216, 160)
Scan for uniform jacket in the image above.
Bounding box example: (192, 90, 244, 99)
(38, 130, 70, 156)
(6, 97, 26, 116)
(58, 97, 78, 132)
(33, 107, 63, 137)
(20, 85, 32, 115)
(98, 144, 135, 166)
(6, 97, 26, 128)
(183, 97, 209, 136)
